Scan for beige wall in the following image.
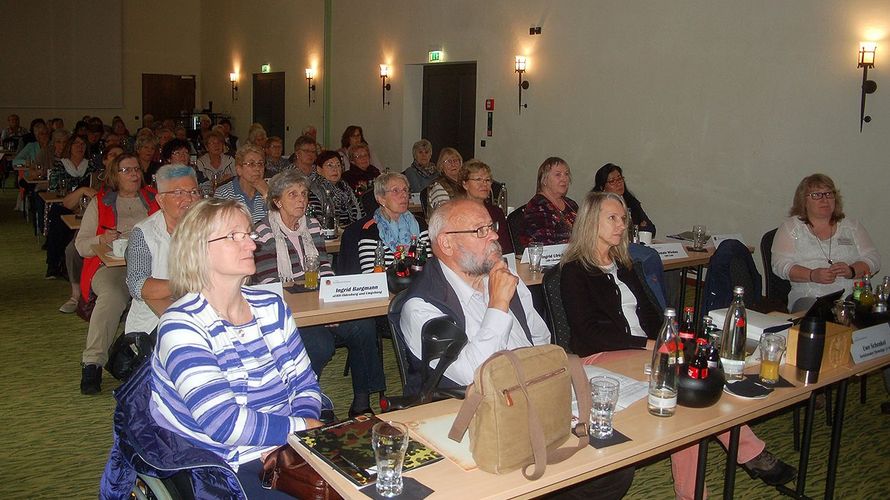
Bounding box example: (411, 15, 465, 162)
(199, 0, 325, 151)
(327, 0, 889, 273)
(0, 0, 202, 131)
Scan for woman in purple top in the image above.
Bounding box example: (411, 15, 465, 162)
(519, 156, 578, 249)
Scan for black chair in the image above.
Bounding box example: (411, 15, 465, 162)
(506, 205, 526, 256)
(760, 228, 792, 313)
(701, 239, 762, 316)
(541, 266, 573, 353)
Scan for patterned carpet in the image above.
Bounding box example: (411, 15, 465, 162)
(0, 187, 887, 499)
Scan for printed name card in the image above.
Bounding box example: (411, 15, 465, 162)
(850, 322, 890, 364)
(711, 233, 746, 249)
(501, 252, 518, 274)
(651, 242, 688, 261)
(520, 244, 567, 266)
(410, 192, 422, 205)
(318, 273, 389, 303)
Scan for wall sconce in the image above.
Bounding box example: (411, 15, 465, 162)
(858, 41, 878, 132)
(229, 72, 239, 102)
(380, 64, 391, 108)
(305, 68, 316, 107)
(515, 56, 530, 114)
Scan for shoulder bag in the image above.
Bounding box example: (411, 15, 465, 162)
(260, 444, 343, 500)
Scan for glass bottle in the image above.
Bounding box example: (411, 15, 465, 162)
(496, 182, 508, 214)
(859, 274, 876, 309)
(321, 189, 337, 240)
(679, 306, 696, 362)
(649, 308, 680, 417)
(720, 286, 748, 381)
(373, 240, 387, 273)
(410, 239, 426, 273)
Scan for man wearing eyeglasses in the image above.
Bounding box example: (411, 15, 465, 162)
(125, 165, 202, 335)
(396, 198, 550, 388)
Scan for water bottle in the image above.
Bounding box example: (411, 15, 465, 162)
(649, 308, 680, 417)
(720, 286, 748, 381)
(496, 182, 508, 214)
(321, 190, 337, 240)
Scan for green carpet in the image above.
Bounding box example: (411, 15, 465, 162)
(0, 188, 887, 499)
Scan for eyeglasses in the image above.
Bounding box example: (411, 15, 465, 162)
(241, 160, 265, 169)
(606, 175, 625, 185)
(808, 191, 835, 200)
(351, 153, 370, 160)
(298, 148, 317, 154)
(118, 167, 141, 174)
(207, 231, 259, 243)
(386, 187, 410, 195)
(468, 177, 493, 184)
(322, 161, 341, 170)
(159, 188, 202, 198)
(445, 221, 499, 239)
(442, 158, 462, 166)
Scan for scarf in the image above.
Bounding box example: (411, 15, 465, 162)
(61, 158, 90, 178)
(374, 208, 419, 252)
(412, 160, 438, 178)
(313, 174, 356, 215)
(434, 173, 463, 198)
(268, 210, 319, 281)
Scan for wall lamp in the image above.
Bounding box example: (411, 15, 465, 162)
(305, 68, 317, 107)
(229, 72, 239, 102)
(515, 56, 530, 114)
(380, 64, 392, 108)
(858, 41, 878, 132)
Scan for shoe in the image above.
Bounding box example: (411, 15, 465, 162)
(348, 407, 374, 419)
(59, 297, 78, 314)
(741, 449, 797, 486)
(80, 364, 102, 395)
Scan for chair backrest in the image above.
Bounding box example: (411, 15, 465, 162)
(360, 188, 379, 216)
(760, 228, 791, 312)
(386, 290, 413, 393)
(542, 266, 574, 353)
(702, 239, 763, 315)
(506, 205, 526, 255)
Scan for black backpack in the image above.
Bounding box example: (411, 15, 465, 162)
(105, 330, 156, 382)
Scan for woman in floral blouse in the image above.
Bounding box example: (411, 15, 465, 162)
(519, 157, 578, 249)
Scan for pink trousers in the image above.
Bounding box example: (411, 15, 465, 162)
(582, 351, 765, 500)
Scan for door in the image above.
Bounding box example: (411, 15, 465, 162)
(422, 63, 476, 161)
(142, 74, 196, 125)
(253, 72, 286, 139)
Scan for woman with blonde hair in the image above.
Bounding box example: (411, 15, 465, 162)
(519, 156, 577, 249)
(424, 147, 464, 217)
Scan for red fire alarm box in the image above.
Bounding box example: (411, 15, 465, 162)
(485, 99, 495, 111)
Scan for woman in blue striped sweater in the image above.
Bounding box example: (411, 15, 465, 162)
(150, 197, 321, 497)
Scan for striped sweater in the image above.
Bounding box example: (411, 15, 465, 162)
(337, 213, 432, 275)
(149, 288, 321, 468)
(252, 215, 334, 284)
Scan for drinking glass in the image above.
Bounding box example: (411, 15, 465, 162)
(758, 333, 786, 385)
(692, 224, 707, 251)
(371, 421, 410, 497)
(304, 254, 320, 290)
(528, 242, 544, 273)
(589, 376, 620, 439)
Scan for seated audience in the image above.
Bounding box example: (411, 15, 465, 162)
(253, 171, 385, 416)
(12, 122, 50, 167)
(214, 144, 269, 223)
(160, 138, 192, 168)
(459, 159, 513, 254)
(195, 130, 236, 185)
(77, 153, 159, 395)
(772, 173, 880, 311)
(291, 134, 318, 176)
(338, 125, 384, 172)
(246, 123, 268, 149)
(219, 117, 238, 155)
(341, 143, 380, 197)
(519, 156, 578, 248)
(124, 165, 201, 335)
(263, 136, 290, 177)
(339, 172, 430, 274)
(190, 114, 212, 154)
(1, 113, 26, 146)
(561, 191, 797, 499)
(308, 151, 364, 228)
(134, 134, 161, 185)
(593, 163, 656, 236)
(111, 118, 133, 152)
(425, 147, 464, 217)
(403, 139, 437, 193)
(150, 198, 321, 497)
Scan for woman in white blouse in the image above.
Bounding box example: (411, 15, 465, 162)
(771, 173, 881, 311)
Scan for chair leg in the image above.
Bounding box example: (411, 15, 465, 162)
(824, 386, 833, 426)
(792, 405, 801, 451)
(342, 351, 351, 377)
(860, 374, 867, 404)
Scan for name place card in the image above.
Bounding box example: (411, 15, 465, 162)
(650, 242, 688, 261)
(501, 252, 517, 274)
(410, 192, 422, 205)
(318, 273, 389, 303)
(711, 233, 746, 249)
(850, 322, 890, 364)
(520, 244, 567, 266)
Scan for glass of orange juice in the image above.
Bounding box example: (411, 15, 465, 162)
(304, 255, 320, 290)
(758, 333, 786, 385)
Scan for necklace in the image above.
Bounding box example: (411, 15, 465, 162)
(813, 225, 835, 264)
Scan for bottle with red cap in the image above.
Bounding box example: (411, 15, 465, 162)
(678, 306, 696, 363)
(719, 286, 747, 381)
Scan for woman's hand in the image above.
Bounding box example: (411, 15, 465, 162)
(828, 262, 853, 279)
(77, 186, 98, 199)
(809, 267, 836, 284)
(303, 417, 324, 429)
(100, 230, 121, 245)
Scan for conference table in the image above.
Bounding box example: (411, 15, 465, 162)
(290, 342, 889, 500)
(62, 213, 81, 230)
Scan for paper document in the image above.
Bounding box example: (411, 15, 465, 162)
(572, 365, 648, 419)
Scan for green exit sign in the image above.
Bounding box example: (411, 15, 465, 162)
(428, 50, 444, 63)
(261, 64, 271, 73)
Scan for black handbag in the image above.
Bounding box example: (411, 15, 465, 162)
(105, 330, 156, 382)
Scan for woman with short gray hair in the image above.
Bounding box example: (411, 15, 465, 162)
(403, 139, 436, 193)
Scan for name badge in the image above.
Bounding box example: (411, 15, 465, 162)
(837, 237, 854, 246)
(850, 323, 890, 364)
(318, 273, 389, 303)
(520, 244, 567, 266)
(650, 242, 688, 260)
(711, 233, 745, 249)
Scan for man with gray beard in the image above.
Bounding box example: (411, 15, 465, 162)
(397, 198, 550, 387)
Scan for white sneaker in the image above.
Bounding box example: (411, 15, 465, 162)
(59, 297, 78, 314)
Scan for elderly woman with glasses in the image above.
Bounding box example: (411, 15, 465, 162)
(403, 139, 437, 193)
(213, 144, 269, 222)
(771, 173, 880, 311)
(253, 171, 386, 417)
(339, 172, 431, 275)
(341, 143, 381, 198)
(308, 151, 364, 228)
(519, 156, 578, 249)
(76, 153, 160, 395)
(195, 130, 236, 186)
(150, 198, 322, 497)
(424, 147, 464, 218)
(459, 159, 513, 254)
(592, 163, 656, 237)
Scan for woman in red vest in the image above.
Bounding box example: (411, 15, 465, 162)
(74, 153, 159, 395)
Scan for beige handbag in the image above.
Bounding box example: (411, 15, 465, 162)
(448, 345, 591, 479)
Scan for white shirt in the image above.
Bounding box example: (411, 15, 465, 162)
(400, 261, 551, 386)
(602, 262, 647, 338)
(772, 216, 881, 308)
